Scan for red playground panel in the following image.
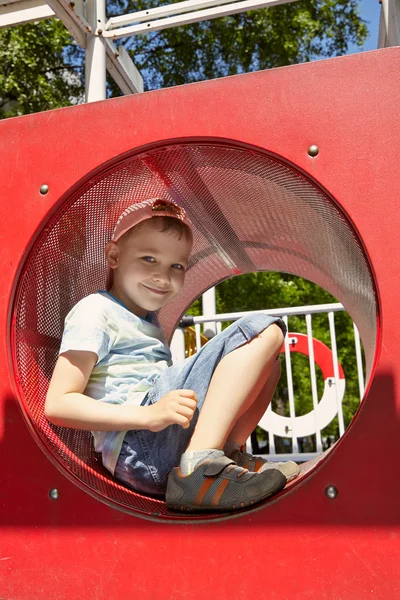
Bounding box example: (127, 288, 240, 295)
(1, 47, 400, 599)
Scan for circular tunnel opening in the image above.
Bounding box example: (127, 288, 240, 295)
(11, 140, 378, 522)
(188, 272, 366, 464)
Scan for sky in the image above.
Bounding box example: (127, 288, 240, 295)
(348, 0, 381, 53)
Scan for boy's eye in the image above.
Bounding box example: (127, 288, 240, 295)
(141, 256, 185, 270)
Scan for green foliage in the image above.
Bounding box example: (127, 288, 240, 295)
(0, 1, 367, 115)
(0, 20, 83, 118)
(107, 0, 367, 91)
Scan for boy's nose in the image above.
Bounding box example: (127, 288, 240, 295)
(152, 268, 170, 285)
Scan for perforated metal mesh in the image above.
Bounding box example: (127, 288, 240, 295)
(12, 142, 377, 520)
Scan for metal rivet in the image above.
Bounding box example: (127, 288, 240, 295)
(325, 485, 338, 499)
(308, 145, 319, 157)
(49, 488, 59, 500)
(40, 184, 49, 195)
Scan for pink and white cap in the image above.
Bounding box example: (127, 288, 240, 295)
(106, 198, 193, 290)
(111, 198, 193, 243)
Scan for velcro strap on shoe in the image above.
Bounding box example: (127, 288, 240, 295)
(203, 456, 236, 476)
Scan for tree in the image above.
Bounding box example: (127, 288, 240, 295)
(0, 0, 367, 116)
(0, 20, 83, 119)
(107, 0, 367, 91)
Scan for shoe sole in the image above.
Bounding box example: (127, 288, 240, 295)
(258, 463, 300, 482)
(167, 487, 281, 513)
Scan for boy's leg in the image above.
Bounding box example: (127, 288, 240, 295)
(167, 323, 289, 511)
(183, 343, 299, 482)
(223, 360, 300, 481)
(225, 359, 281, 447)
(185, 323, 283, 451)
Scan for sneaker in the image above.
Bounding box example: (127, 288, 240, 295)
(166, 455, 286, 512)
(231, 446, 300, 482)
(259, 460, 300, 482)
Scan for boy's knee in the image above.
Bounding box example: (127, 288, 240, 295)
(259, 322, 285, 353)
(237, 314, 286, 341)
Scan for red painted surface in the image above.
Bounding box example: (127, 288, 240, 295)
(282, 333, 345, 380)
(1, 48, 400, 599)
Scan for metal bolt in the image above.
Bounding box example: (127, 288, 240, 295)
(308, 145, 319, 157)
(325, 485, 338, 500)
(49, 488, 59, 500)
(40, 184, 49, 195)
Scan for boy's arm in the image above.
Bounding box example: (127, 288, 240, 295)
(45, 350, 197, 432)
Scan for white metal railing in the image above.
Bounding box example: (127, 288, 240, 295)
(173, 302, 366, 462)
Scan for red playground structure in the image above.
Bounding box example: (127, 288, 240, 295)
(1, 47, 400, 599)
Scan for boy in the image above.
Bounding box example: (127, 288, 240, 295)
(45, 198, 299, 512)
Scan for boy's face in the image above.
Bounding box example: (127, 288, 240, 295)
(106, 219, 192, 318)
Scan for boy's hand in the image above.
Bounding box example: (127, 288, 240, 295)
(146, 389, 198, 432)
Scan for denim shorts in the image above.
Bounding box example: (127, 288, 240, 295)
(114, 313, 286, 496)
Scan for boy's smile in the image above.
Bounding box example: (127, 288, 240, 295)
(141, 285, 170, 295)
(106, 219, 192, 318)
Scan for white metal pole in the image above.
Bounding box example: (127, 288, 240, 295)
(380, 0, 400, 47)
(103, 0, 296, 39)
(170, 328, 186, 363)
(85, 0, 106, 102)
(353, 323, 365, 401)
(202, 288, 217, 338)
(190, 302, 344, 324)
(282, 315, 299, 453)
(195, 323, 202, 353)
(305, 313, 323, 454)
(328, 311, 345, 437)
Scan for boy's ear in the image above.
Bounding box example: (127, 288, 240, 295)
(105, 241, 119, 270)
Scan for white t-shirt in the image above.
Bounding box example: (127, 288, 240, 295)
(59, 291, 172, 473)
